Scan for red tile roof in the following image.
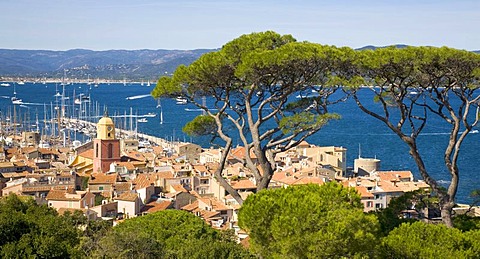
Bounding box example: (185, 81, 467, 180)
(141, 200, 172, 213)
(78, 149, 94, 160)
(115, 192, 139, 202)
(230, 179, 256, 190)
(89, 173, 118, 184)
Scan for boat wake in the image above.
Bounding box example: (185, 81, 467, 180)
(185, 108, 203, 112)
(16, 102, 44, 106)
(126, 94, 151, 100)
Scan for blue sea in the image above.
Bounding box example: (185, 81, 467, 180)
(1, 82, 478, 203)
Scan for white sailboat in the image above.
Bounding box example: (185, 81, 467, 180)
(157, 98, 163, 124)
(11, 83, 22, 104)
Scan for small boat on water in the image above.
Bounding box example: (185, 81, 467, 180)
(137, 118, 148, 123)
(176, 97, 187, 105)
(74, 94, 90, 105)
(144, 112, 157, 117)
(1, 83, 11, 87)
(11, 96, 23, 105)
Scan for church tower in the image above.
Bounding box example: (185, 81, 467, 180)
(93, 112, 120, 173)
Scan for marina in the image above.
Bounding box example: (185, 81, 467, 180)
(0, 81, 478, 203)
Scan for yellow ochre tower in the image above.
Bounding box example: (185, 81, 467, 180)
(93, 110, 120, 173)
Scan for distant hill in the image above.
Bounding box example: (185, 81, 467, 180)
(0, 48, 215, 80)
(355, 44, 409, 51)
(1, 46, 477, 80)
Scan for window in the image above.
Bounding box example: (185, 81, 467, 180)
(99, 186, 104, 191)
(366, 201, 373, 208)
(108, 143, 113, 158)
(95, 143, 99, 157)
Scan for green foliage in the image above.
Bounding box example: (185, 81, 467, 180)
(373, 190, 436, 236)
(238, 182, 379, 258)
(381, 221, 480, 258)
(0, 194, 81, 258)
(279, 112, 340, 135)
(94, 228, 164, 259)
(76, 218, 113, 258)
(94, 210, 251, 259)
(454, 214, 480, 232)
(80, 176, 89, 190)
(182, 115, 218, 137)
(94, 194, 104, 206)
(151, 76, 180, 98)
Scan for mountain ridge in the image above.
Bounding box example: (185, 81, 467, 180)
(0, 48, 215, 80)
(0, 46, 478, 80)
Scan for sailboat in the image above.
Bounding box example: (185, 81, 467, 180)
(11, 83, 22, 105)
(157, 98, 164, 125)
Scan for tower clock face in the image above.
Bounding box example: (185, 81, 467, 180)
(107, 126, 113, 131)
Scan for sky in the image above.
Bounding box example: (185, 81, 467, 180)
(0, 0, 479, 51)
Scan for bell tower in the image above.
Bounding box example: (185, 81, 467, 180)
(93, 111, 120, 173)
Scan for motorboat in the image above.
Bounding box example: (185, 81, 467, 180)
(144, 112, 157, 117)
(137, 118, 148, 123)
(12, 96, 23, 104)
(176, 97, 187, 105)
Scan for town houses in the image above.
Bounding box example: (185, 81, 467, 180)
(0, 113, 432, 240)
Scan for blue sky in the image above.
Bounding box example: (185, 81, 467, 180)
(1, 0, 478, 51)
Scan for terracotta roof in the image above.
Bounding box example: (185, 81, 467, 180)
(38, 148, 58, 155)
(181, 200, 199, 212)
(297, 141, 311, 147)
(153, 171, 175, 179)
(376, 180, 403, 193)
(271, 170, 292, 182)
(392, 181, 430, 192)
(141, 200, 172, 213)
(78, 149, 94, 159)
(1, 171, 29, 178)
(115, 192, 139, 202)
(375, 171, 413, 182)
(198, 197, 230, 211)
(123, 151, 146, 162)
(133, 174, 155, 190)
(170, 184, 188, 193)
(89, 173, 118, 184)
(151, 146, 165, 155)
(229, 146, 257, 160)
(230, 179, 256, 190)
(46, 188, 87, 201)
(201, 210, 220, 220)
(116, 161, 136, 171)
(291, 176, 326, 186)
(354, 186, 374, 198)
(114, 182, 132, 192)
(23, 184, 75, 193)
(20, 147, 36, 154)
